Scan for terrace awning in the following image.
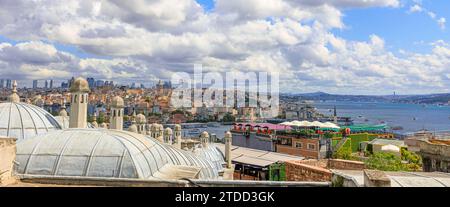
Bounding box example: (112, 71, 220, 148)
(280, 120, 340, 129)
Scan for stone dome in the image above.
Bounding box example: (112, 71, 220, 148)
(16, 129, 220, 179)
(151, 123, 159, 131)
(164, 127, 173, 135)
(201, 131, 209, 138)
(0, 102, 62, 140)
(70, 77, 90, 93)
(8, 81, 20, 103)
(174, 124, 182, 131)
(111, 96, 124, 108)
(136, 114, 147, 124)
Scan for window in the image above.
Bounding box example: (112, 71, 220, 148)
(295, 142, 303, 149)
(307, 143, 316, 150)
(80, 95, 84, 103)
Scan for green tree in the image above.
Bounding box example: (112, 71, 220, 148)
(222, 112, 236, 122)
(365, 152, 406, 171)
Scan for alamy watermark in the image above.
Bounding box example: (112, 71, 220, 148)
(170, 64, 279, 119)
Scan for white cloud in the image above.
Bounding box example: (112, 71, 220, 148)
(0, 0, 449, 94)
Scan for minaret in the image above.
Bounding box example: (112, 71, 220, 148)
(59, 99, 68, 117)
(69, 77, 90, 128)
(200, 131, 209, 148)
(164, 127, 173, 144)
(8, 80, 20, 103)
(225, 131, 232, 169)
(174, 124, 182, 149)
(110, 96, 124, 130)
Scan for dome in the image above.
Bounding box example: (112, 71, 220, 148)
(8, 80, 20, 103)
(174, 124, 182, 131)
(164, 127, 173, 135)
(70, 77, 90, 93)
(111, 96, 124, 108)
(201, 131, 209, 138)
(158, 124, 164, 131)
(194, 145, 225, 171)
(136, 114, 146, 124)
(16, 129, 219, 179)
(0, 102, 62, 141)
(151, 123, 159, 131)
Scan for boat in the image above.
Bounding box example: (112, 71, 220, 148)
(391, 126, 404, 131)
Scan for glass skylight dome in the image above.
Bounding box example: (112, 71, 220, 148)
(0, 102, 62, 141)
(16, 128, 220, 180)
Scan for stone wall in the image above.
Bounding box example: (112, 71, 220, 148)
(276, 144, 319, 159)
(284, 159, 365, 182)
(285, 160, 332, 182)
(0, 137, 17, 185)
(327, 159, 365, 170)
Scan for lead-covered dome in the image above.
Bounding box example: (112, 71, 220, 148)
(0, 102, 62, 140)
(16, 129, 220, 179)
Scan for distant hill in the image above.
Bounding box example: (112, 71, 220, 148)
(282, 92, 450, 104)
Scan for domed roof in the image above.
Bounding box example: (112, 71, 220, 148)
(0, 102, 62, 141)
(164, 127, 173, 134)
(174, 124, 182, 131)
(201, 131, 209, 138)
(111, 96, 124, 108)
(136, 114, 146, 124)
(16, 129, 219, 179)
(70, 77, 90, 93)
(151, 123, 159, 131)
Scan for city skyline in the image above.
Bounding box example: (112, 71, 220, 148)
(0, 0, 449, 95)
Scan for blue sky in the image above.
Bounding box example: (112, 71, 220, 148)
(334, 1, 450, 54)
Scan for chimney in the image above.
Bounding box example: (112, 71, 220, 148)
(69, 77, 90, 128)
(225, 131, 232, 169)
(110, 96, 124, 130)
(200, 131, 209, 148)
(174, 124, 182, 149)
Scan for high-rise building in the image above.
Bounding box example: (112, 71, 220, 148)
(0, 79, 4, 88)
(6, 79, 12, 89)
(95, 80, 104, 87)
(45, 80, 49, 89)
(49, 80, 53, 89)
(87, 78, 95, 89)
(61, 82, 69, 88)
(33, 80, 38, 89)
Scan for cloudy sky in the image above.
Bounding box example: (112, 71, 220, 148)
(0, 0, 449, 95)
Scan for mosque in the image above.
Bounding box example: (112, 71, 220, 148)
(0, 78, 234, 186)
